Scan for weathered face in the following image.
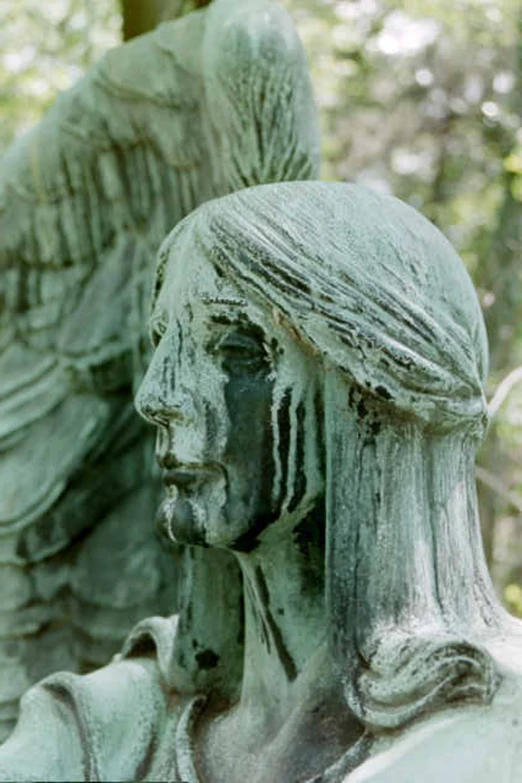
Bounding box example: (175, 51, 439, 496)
(135, 231, 324, 551)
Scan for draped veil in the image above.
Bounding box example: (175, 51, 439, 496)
(157, 181, 520, 734)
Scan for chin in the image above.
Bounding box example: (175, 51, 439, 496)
(155, 496, 208, 547)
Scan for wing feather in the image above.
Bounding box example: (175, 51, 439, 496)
(0, 0, 321, 740)
(0, 13, 209, 737)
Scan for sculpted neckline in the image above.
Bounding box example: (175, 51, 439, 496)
(179, 695, 373, 783)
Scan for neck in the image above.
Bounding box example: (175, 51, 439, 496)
(200, 502, 364, 782)
(234, 503, 331, 728)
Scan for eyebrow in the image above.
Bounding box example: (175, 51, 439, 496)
(200, 295, 248, 307)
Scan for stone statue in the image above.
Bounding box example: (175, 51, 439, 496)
(0, 0, 319, 738)
(2, 180, 522, 782)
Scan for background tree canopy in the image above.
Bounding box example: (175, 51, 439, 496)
(1, 0, 521, 612)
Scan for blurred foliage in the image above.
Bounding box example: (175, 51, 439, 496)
(287, 0, 520, 269)
(0, 0, 120, 149)
(505, 582, 522, 615)
(0, 0, 521, 611)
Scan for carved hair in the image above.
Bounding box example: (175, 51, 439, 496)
(157, 181, 515, 732)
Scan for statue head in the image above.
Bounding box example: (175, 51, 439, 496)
(136, 181, 510, 739)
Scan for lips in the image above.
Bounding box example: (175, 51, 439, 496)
(161, 464, 222, 490)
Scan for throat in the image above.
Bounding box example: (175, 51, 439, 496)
(197, 508, 364, 782)
(237, 508, 328, 726)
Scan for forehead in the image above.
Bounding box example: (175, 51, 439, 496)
(150, 230, 318, 372)
(153, 232, 247, 322)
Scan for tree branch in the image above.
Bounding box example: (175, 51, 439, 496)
(488, 365, 522, 419)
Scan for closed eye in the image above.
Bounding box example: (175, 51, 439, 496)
(217, 326, 271, 373)
(219, 333, 267, 359)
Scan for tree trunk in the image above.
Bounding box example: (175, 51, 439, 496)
(120, 0, 211, 40)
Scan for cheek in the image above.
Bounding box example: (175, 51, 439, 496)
(204, 369, 277, 552)
(219, 366, 324, 545)
(223, 370, 276, 506)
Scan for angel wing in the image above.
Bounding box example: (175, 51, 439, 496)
(0, 0, 319, 739)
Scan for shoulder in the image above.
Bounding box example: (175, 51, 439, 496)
(347, 672, 522, 783)
(0, 616, 181, 782)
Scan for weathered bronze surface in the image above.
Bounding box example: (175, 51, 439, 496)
(1, 181, 521, 781)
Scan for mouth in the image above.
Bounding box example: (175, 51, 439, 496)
(161, 464, 222, 490)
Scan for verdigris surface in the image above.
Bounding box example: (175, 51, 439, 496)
(1, 181, 521, 782)
(0, 0, 319, 739)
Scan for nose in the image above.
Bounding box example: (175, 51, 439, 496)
(135, 394, 183, 428)
(134, 338, 193, 427)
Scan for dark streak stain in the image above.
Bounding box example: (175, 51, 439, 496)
(314, 389, 326, 478)
(357, 397, 368, 419)
(203, 401, 219, 463)
(254, 566, 297, 682)
(369, 419, 381, 437)
(288, 401, 307, 513)
(177, 319, 183, 359)
(276, 387, 292, 514)
(245, 574, 271, 651)
(292, 500, 325, 598)
(195, 648, 220, 670)
(375, 384, 393, 401)
(135, 732, 157, 781)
